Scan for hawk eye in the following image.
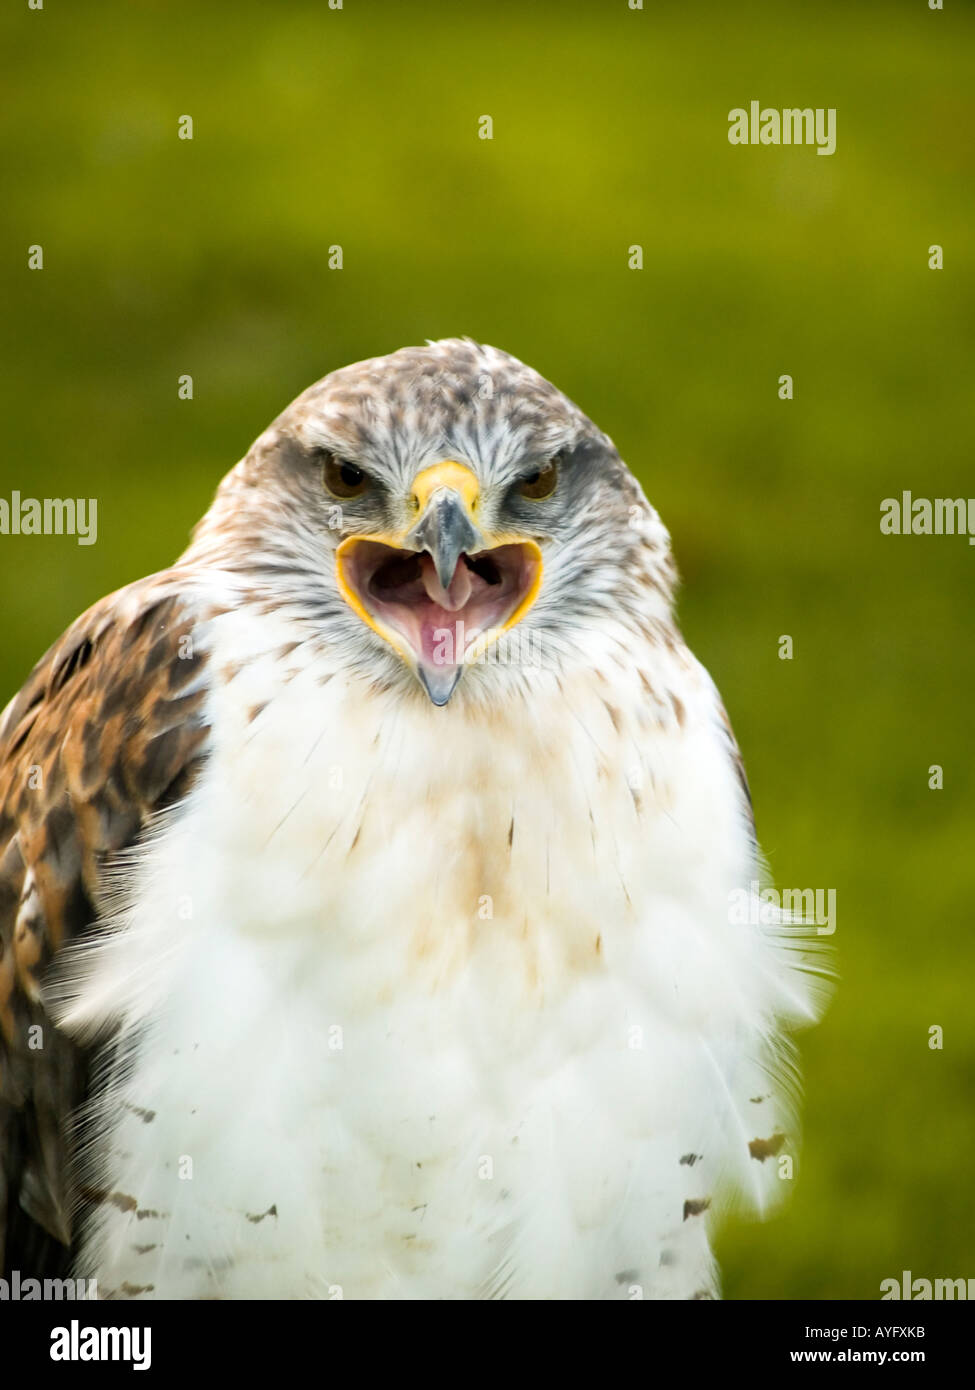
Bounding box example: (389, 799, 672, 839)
(518, 457, 560, 500)
(323, 453, 370, 499)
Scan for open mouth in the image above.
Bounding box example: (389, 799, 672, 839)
(339, 539, 542, 702)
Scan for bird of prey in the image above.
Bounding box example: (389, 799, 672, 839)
(0, 339, 824, 1299)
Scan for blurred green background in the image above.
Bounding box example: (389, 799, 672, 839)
(2, 0, 973, 1298)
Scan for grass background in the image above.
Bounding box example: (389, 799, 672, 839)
(2, 0, 973, 1298)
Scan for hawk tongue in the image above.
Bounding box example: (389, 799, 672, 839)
(416, 555, 472, 704)
(420, 553, 472, 611)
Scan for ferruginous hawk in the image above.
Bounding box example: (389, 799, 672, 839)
(0, 339, 825, 1299)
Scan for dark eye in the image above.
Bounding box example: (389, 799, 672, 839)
(323, 453, 370, 499)
(518, 456, 560, 500)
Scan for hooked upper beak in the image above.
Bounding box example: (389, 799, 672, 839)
(335, 461, 543, 706)
(404, 461, 484, 588)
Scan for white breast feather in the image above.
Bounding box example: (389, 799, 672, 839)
(51, 604, 824, 1300)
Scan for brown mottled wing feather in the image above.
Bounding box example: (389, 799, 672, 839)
(0, 577, 212, 1276)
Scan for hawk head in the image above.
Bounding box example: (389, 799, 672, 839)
(187, 339, 677, 705)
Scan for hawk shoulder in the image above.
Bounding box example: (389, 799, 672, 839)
(0, 573, 214, 1273)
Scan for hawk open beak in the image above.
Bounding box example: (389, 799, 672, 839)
(336, 461, 543, 705)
